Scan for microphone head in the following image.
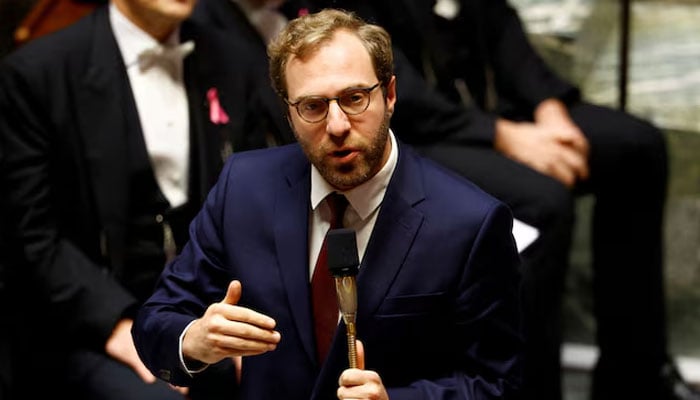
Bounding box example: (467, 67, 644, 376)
(326, 228, 359, 277)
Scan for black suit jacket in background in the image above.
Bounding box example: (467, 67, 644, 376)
(0, 3, 272, 378)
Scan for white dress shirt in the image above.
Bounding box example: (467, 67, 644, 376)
(110, 4, 191, 208)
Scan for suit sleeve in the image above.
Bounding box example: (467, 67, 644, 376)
(483, 0, 580, 110)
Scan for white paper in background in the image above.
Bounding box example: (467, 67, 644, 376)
(512, 218, 540, 253)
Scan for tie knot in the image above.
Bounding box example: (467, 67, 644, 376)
(327, 193, 349, 228)
(137, 40, 195, 72)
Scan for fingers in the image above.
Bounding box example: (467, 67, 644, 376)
(184, 319, 279, 364)
(104, 319, 158, 384)
(560, 144, 589, 181)
(529, 115, 591, 185)
(183, 280, 281, 364)
(219, 280, 276, 330)
(539, 144, 587, 187)
(527, 125, 589, 186)
(356, 339, 365, 370)
(222, 280, 242, 305)
(338, 368, 388, 400)
(213, 302, 278, 334)
(233, 356, 242, 384)
(134, 363, 158, 384)
(168, 384, 189, 396)
(208, 316, 281, 353)
(554, 125, 590, 160)
(219, 280, 277, 333)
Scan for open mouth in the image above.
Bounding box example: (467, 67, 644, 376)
(333, 149, 353, 157)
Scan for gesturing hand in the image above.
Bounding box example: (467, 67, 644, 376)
(182, 280, 281, 365)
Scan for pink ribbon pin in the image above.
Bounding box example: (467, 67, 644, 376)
(207, 88, 230, 125)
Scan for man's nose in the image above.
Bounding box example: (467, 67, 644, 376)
(325, 100, 351, 135)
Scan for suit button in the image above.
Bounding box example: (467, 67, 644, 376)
(158, 369, 171, 381)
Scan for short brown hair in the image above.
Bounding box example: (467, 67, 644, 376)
(267, 8, 393, 101)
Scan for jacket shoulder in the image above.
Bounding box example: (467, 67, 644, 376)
(4, 7, 105, 67)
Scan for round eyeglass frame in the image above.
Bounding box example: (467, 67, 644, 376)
(285, 82, 382, 123)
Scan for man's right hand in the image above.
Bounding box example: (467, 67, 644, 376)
(182, 280, 281, 365)
(338, 340, 389, 400)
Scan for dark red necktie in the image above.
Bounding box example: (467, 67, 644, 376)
(311, 193, 349, 364)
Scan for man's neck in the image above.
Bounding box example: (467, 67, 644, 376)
(111, 0, 179, 42)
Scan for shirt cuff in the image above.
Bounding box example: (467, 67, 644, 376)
(179, 319, 210, 375)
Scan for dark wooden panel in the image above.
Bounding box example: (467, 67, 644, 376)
(13, 0, 97, 46)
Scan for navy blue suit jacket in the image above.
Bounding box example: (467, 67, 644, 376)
(134, 141, 523, 399)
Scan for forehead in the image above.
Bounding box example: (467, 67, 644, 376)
(285, 30, 376, 98)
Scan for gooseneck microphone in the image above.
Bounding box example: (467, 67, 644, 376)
(326, 228, 360, 368)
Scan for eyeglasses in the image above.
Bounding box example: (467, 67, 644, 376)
(285, 83, 381, 123)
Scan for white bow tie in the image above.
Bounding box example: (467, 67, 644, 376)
(137, 40, 195, 72)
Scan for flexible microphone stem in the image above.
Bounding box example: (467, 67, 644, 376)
(335, 276, 358, 368)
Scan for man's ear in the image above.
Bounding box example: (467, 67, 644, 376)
(385, 75, 397, 117)
(285, 112, 295, 131)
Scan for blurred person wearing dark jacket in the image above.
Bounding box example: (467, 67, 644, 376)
(0, 0, 282, 398)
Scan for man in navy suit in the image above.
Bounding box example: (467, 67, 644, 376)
(257, 1, 696, 400)
(133, 8, 523, 400)
(321, 1, 697, 400)
(0, 0, 282, 398)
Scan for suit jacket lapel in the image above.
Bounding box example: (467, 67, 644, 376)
(274, 158, 317, 364)
(182, 22, 222, 205)
(77, 6, 131, 265)
(356, 144, 425, 324)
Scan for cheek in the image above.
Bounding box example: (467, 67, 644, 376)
(357, 109, 387, 133)
(290, 120, 323, 145)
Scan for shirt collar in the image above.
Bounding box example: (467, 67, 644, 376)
(311, 130, 398, 220)
(109, 3, 182, 68)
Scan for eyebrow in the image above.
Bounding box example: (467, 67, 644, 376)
(290, 83, 375, 101)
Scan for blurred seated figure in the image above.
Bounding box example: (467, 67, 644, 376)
(192, 0, 700, 400)
(0, 0, 284, 398)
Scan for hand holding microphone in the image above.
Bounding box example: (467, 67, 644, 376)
(326, 228, 360, 368)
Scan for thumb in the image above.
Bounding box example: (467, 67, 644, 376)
(356, 339, 365, 370)
(222, 280, 242, 305)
